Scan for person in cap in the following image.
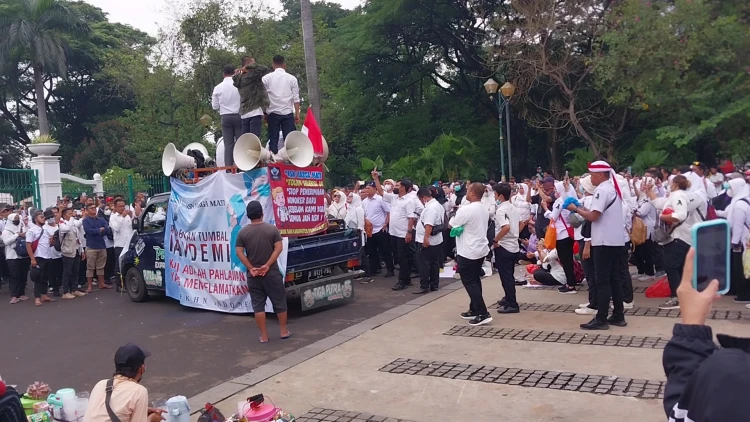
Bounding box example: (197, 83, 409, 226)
(83, 343, 164, 422)
(566, 161, 627, 330)
(235, 201, 290, 343)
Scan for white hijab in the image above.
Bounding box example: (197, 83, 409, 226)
(554, 181, 576, 200)
(3, 213, 21, 234)
(328, 191, 348, 219)
(726, 178, 750, 224)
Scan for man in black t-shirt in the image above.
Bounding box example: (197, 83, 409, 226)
(530, 176, 557, 237)
(235, 201, 289, 343)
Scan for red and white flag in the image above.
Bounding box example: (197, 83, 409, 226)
(301, 108, 324, 156)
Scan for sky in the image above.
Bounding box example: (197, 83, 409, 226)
(86, 0, 364, 36)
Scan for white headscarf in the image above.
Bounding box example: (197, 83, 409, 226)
(3, 213, 20, 234)
(726, 178, 750, 224)
(615, 174, 636, 210)
(579, 176, 596, 195)
(348, 191, 361, 208)
(554, 181, 576, 199)
(328, 191, 348, 219)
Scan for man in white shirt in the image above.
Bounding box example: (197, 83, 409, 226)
(567, 161, 626, 330)
(211, 65, 242, 167)
(37, 209, 64, 298)
(361, 182, 394, 281)
(449, 183, 492, 326)
(110, 199, 134, 292)
(492, 183, 520, 314)
(262, 55, 300, 154)
(59, 207, 85, 299)
(373, 173, 421, 289)
(414, 187, 444, 294)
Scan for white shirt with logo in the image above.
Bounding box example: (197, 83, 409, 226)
(494, 201, 520, 253)
(449, 201, 489, 260)
(416, 198, 444, 246)
(590, 180, 625, 247)
(382, 191, 422, 239)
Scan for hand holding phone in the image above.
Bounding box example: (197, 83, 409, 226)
(678, 248, 722, 325)
(691, 220, 730, 294)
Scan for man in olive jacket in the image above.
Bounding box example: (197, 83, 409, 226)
(233, 55, 271, 138)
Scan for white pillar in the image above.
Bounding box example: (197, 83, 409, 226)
(29, 149, 63, 209)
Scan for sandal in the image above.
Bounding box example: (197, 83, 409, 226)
(35, 300, 43, 307)
(280, 332, 292, 340)
(42, 296, 55, 302)
(258, 337, 269, 344)
(99, 285, 113, 290)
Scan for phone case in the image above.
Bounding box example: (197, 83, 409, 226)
(691, 219, 731, 295)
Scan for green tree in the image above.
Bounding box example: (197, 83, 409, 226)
(0, 0, 89, 135)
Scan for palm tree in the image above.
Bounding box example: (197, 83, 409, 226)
(0, 0, 89, 136)
(300, 0, 322, 124)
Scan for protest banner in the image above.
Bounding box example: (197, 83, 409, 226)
(164, 169, 287, 313)
(267, 164, 328, 236)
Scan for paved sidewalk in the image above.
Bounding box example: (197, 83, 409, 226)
(189, 272, 748, 421)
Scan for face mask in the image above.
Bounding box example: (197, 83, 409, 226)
(46, 217, 55, 224)
(67, 203, 73, 208)
(384, 184, 393, 192)
(392, 188, 400, 195)
(578, 184, 585, 194)
(12, 220, 19, 226)
(496, 200, 502, 206)
(723, 182, 731, 191)
(104, 209, 112, 216)
(454, 186, 460, 192)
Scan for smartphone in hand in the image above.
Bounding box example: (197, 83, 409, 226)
(692, 220, 731, 294)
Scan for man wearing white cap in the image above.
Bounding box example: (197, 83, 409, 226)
(567, 161, 627, 330)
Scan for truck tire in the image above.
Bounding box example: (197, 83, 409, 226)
(125, 267, 149, 302)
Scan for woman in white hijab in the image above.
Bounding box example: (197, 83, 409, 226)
(327, 190, 348, 219)
(631, 177, 658, 279)
(2, 213, 30, 304)
(513, 183, 532, 230)
(725, 178, 750, 303)
(343, 192, 365, 231)
(544, 180, 578, 293)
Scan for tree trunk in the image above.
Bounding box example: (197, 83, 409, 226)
(300, 0, 322, 125)
(34, 65, 49, 135)
(547, 124, 561, 178)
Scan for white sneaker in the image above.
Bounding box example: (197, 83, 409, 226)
(746, 304, 750, 309)
(578, 302, 590, 308)
(624, 302, 634, 309)
(575, 307, 596, 315)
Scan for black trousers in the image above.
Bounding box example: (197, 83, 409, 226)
(32, 257, 49, 298)
(443, 229, 455, 260)
(494, 247, 518, 308)
(457, 255, 487, 315)
(8, 258, 30, 298)
(556, 237, 577, 286)
(0, 249, 8, 280)
(731, 250, 750, 300)
(46, 258, 62, 293)
(593, 245, 625, 322)
(114, 246, 124, 279)
(633, 239, 655, 276)
(62, 253, 81, 294)
(221, 113, 242, 166)
(417, 242, 441, 289)
(366, 230, 394, 276)
(664, 239, 690, 298)
(78, 257, 87, 288)
(533, 269, 562, 286)
(579, 240, 597, 308)
(267, 113, 296, 154)
(653, 242, 665, 272)
(241, 115, 262, 138)
(618, 242, 634, 304)
(395, 237, 415, 284)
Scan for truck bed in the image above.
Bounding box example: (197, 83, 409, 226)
(286, 229, 361, 274)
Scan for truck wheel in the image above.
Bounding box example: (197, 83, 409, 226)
(125, 267, 149, 302)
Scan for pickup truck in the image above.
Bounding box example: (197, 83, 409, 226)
(120, 192, 363, 311)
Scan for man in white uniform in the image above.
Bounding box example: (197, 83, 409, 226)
(449, 183, 491, 326)
(361, 182, 394, 281)
(567, 161, 627, 330)
(492, 183, 520, 314)
(414, 187, 444, 294)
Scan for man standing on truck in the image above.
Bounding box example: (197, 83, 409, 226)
(235, 201, 291, 343)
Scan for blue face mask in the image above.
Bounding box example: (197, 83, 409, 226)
(723, 182, 731, 190)
(578, 184, 585, 194)
(454, 185, 461, 192)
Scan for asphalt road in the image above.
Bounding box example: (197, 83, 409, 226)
(0, 273, 423, 400)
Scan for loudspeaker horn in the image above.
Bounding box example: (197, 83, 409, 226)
(182, 142, 210, 160)
(162, 142, 197, 176)
(233, 133, 268, 171)
(279, 131, 314, 168)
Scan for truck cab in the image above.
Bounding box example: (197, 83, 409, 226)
(120, 192, 363, 311)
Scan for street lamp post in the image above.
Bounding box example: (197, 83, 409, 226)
(484, 78, 516, 182)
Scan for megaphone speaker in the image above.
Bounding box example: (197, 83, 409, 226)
(234, 133, 267, 171)
(162, 142, 197, 176)
(182, 142, 210, 160)
(280, 131, 314, 168)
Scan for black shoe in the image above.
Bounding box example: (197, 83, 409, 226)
(468, 314, 493, 326)
(384, 271, 395, 278)
(606, 316, 627, 327)
(413, 288, 430, 295)
(580, 318, 609, 330)
(514, 279, 527, 286)
(430, 287, 439, 292)
(497, 306, 520, 314)
(359, 277, 374, 284)
(391, 283, 409, 291)
(497, 297, 508, 307)
(558, 285, 578, 294)
(460, 311, 479, 320)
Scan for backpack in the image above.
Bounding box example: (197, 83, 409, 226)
(53, 229, 63, 252)
(630, 215, 648, 246)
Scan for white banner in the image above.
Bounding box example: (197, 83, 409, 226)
(164, 170, 286, 313)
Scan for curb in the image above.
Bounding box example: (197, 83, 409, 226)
(187, 279, 464, 414)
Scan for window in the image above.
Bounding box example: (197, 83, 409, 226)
(142, 199, 168, 234)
